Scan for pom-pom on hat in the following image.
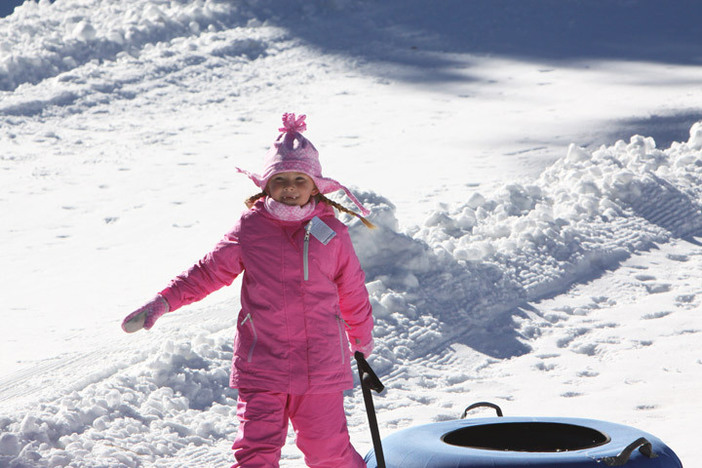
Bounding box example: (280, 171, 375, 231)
(237, 113, 370, 216)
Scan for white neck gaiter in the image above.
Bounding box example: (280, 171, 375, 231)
(264, 196, 316, 222)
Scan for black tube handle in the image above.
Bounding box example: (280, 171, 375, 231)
(601, 437, 658, 466)
(461, 401, 504, 419)
(355, 352, 386, 468)
(355, 351, 384, 393)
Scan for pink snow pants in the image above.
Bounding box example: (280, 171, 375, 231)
(231, 389, 366, 468)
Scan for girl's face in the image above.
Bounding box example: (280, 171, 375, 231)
(266, 172, 319, 206)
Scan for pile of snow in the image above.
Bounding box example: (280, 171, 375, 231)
(0, 0, 286, 118)
(341, 124, 702, 370)
(1, 0, 236, 91)
(0, 0, 354, 94)
(0, 331, 238, 467)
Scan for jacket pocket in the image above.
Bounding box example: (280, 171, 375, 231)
(241, 313, 258, 363)
(335, 315, 348, 364)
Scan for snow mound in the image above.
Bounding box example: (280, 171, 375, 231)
(339, 124, 702, 370)
(0, 0, 233, 91)
(0, 3, 284, 117)
(0, 0, 357, 94)
(0, 331, 237, 467)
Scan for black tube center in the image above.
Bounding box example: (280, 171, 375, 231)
(442, 422, 610, 452)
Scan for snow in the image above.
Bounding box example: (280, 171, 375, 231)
(1, 0, 701, 466)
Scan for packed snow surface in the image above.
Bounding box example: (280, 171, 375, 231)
(1, 0, 701, 467)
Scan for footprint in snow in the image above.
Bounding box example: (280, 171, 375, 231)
(644, 283, 671, 294)
(556, 328, 590, 348)
(409, 395, 435, 405)
(674, 294, 695, 305)
(571, 343, 598, 356)
(642, 311, 672, 320)
(666, 253, 689, 262)
(594, 322, 618, 329)
(533, 361, 556, 372)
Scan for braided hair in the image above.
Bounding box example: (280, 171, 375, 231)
(244, 192, 376, 229)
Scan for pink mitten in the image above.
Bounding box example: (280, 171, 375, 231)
(121, 295, 170, 333)
(350, 336, 374, 358)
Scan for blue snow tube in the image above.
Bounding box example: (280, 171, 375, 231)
(364, 416, 682, 467)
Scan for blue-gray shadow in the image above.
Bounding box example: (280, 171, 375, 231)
(0, 0, 26, 18)
(610, 112, 702, 149)
(262, 0, 702, 85)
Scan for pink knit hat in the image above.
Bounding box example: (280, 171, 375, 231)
(237, 113, 370, 216)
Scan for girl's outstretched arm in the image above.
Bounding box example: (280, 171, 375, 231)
(121, 227, 244, 333)
(159, 231, 244, 312)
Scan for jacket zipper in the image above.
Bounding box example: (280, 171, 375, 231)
(241, 313, 258, 363)
(335, 315, 347, 363)
(303, 222, 312, 281)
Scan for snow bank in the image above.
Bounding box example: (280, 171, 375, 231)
(0, 0, 235, 91)
(0, 0, 358, 123)
(342, 124, 702, 369)
(0, 0, 357, 94)
(0, 1, 286, 118)
(0, 331, 238, 467)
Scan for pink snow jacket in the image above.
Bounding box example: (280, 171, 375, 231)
(159, 199, 374, 394)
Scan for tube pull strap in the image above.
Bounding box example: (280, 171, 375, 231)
(601, 437, 658, 466)
(355, 352, 386, 468)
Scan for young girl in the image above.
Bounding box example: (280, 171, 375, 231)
(121, 113, 375, 468)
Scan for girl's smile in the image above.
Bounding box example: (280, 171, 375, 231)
(266, 172, 319, 206)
